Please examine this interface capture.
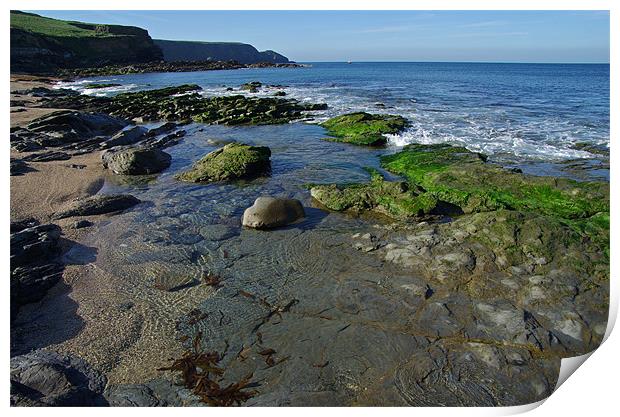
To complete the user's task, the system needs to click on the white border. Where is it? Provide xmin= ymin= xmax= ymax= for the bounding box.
xmin=3 ymin=1 xmax=617 ymax=415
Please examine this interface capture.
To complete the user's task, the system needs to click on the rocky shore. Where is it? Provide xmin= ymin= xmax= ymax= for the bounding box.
xmin=9 ymin=74 xmax=609 ymax=407
xmin=58 ymin=60 xmax=306 ymax=78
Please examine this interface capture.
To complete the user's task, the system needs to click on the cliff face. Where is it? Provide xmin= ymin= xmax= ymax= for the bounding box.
xmin=11 ymin=11 xmax=162 ymax=73
xmin=154 ymin=39 xmax=290 ymax=64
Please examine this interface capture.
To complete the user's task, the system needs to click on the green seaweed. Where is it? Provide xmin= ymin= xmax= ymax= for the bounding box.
xmin=176 ymin=142 xmax=271 ymax=183
xmin=320 ymin=112 xmax=408 ymax=146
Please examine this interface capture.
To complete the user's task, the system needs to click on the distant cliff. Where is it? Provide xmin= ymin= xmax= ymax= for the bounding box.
xmin=10 ymin=11 xmax=162 ymax=73
xmin=154 ymin=39 xmax=290 ymax=64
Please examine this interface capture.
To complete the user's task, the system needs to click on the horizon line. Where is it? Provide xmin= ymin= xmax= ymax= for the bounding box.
xmin=296 ymin=60 xmax=610 ymax=65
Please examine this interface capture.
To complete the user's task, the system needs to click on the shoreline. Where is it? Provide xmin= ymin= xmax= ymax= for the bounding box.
xmin=9 ymin=71 xmax=610 ymax=406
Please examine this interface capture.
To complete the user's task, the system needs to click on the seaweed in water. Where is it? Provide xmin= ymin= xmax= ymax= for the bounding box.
xmin=159 ymin=332 xmax=258 ymax=406
xmin=203 ymin=273 xmax=223 ymax=288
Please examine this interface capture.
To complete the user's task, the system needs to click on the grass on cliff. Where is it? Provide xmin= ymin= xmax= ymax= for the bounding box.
xmin=11 ymin=11 xmax=117 ymax=38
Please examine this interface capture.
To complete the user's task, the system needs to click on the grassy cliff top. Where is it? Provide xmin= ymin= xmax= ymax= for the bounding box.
xmin=11 ymin=11 xmax=125 ymax=38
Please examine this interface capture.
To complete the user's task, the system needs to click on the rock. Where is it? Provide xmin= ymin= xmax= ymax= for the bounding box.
xmin=144 ymin=122 xmax=180 ymax=138
xmin=10 ymin=224 xmax=63 ymax=315
xmin=380 ymin=144 xmax=610 ymax=222
xmin=26 ymin=110 xmax=127 ymax=142
xmin=320 ymin=112 xmax=408 ymax=146
xmin=100 ymin=126 xmax=148 ymax=149
xmin=104 ymin=379 xmax=200 ymax=407
xmin=10 ymin=224 xmax=61 ymax=269
xmin=102 ymin=147 xmax=172 ymax=175
xmin=10 ymin=350 xmax=107 ymax=406
xmin=176 ymin=142 xmax=271 ymax=183
xmin=52 ymin=194 xmax=141 ymax=219
xmin=10 ymin=218 xmax=40 ymax=233
xmin=11 ymin=86 xmax=79 ymax=97
xmin=242 ymin=197 xmax=305 ymax=229
xmin=85 ymin=83 xmax=122 ymax=89
xmin=310 ymin=168 xmax=438 ymax=219
xmin=274 ymin=91 xmax=286 ymax=97
xmin=72 ymin=220 xmax=93 ymax=229
xmin=241 ymin=81 xmax=262 ymax=92
xmin=43 ymin=84 xmax=327 ymax=126
xmin=10 ymin=159 xmax=34 ymax=176
xmin=22 ymin=151 xmax=71 ymax=162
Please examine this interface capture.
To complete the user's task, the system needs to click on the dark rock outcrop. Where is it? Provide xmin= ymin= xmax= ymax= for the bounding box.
xmin=52 ymin=194 xmax=141 ymax=219
xmin=10 ymin=350 xmax=107 ymax=406
xmin=10 ymin=224 xmax=63 ymax=316
xmin=11 ymin=110 xmax=128 ymax=153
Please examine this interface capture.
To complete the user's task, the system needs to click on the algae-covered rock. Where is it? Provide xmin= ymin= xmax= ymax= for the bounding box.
xmin=320 ymin=112 xmax=408 ymax=146
xmin=241 ymin=81 xmax=262 ymax=92
xmin=310 ymin=168 xmax=438 ymax=219
xmin=43 ymin=84 xmax=327 ymax=125
xmin=102 ymin=147 xmax=171 ymax=175
xmin=176 ymin=142 xmax=271 ymax=183
xmin=380 ymin=144 xmax=609 ymax=220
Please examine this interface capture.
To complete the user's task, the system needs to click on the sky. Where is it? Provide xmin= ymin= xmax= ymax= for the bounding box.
xmin=27 ymin=10 xmax=610 ymax=63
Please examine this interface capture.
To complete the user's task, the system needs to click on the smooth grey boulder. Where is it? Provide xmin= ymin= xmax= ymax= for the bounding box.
xmin=52 ymin=194 xmax=141 ymax=220
xmin=100 ymin=126 xmax=148 ymax=149
xmin=10 ymin=350 xmax=107 ymax=406
xmin=242 ymin=196 xmax=305 ymax=229
xmin=102 ymin=147 xmax=171 ymax=175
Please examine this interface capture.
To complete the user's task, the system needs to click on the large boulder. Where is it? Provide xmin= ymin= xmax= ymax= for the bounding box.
xmin=52 ymin=194 xmax=141 ymax=220
xmin=242 ymin=197 xmax=305 ymax=229
xmin=176 ymin=142 xmax=271 ymax=183
xmin=10 ymin=350 xmax=107 ymax=406
xmin=102 ymin=147 xmax=171 ymax=175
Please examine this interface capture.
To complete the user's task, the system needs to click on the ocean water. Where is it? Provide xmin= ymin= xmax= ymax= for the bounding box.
xmin=58 ymin=62 xmax=610 ymax=170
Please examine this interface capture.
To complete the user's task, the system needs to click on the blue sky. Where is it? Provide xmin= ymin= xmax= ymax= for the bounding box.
xmin=28 ymin=10 xmax=610 ymax=63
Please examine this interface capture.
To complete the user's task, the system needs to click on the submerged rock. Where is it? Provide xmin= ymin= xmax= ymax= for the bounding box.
xmin=176 ymin=142 xmax=271 ymax=183
xmin=320 ymin=112 xmax=408 ymax=146
xmin=242 ymin=197 xmax=305 ymax=229
xmin=102 ymin=147 xmax=172 ymax=175
xmin=10 ymin=350 xmax=107 ymax=406
xmin=52 ymin=194 xmax=141 ymax=219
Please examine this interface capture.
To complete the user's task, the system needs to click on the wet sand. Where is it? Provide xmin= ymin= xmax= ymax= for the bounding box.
xmin=10 ymin=75 xmax=197 ymax=385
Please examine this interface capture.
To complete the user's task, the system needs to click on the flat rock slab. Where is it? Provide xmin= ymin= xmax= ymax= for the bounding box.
xmin=52 ymin=194 xmax=141 ymax=220
xmin=100 ymin=126 xmax=148 ymax=149
xmin=10 ymin=350 xmax=107 ymax=406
